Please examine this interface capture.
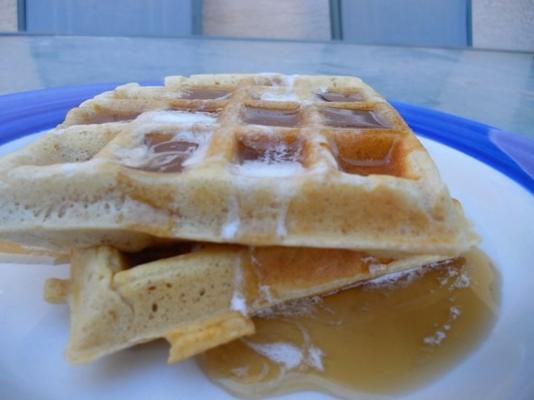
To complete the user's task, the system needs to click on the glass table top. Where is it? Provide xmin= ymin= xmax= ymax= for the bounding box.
xmin=0 ymin=34 xmax=533 ymax=138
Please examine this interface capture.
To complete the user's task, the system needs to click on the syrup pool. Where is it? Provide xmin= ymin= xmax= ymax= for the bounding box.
xmin=197 ymin=249 xmax=500 ymax=399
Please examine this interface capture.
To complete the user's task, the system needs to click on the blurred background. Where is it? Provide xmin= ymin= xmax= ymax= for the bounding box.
xmin=1 ymin=0 xmax=533 ymax=51
xmin=1 ymin=0 xmax=533 ymax=136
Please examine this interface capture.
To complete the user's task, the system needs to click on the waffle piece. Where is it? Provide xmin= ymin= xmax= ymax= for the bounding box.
xmin=44 ymin=244 xmax=449 ymax=364
xmin=0 ymin=74 xmax=477 ymax=255
xmin=0 ymin=240 xmax=66 ymax=264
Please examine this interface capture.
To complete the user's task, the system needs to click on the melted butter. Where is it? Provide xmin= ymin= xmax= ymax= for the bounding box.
xmin=197 ymin=249 xmax=500 ymax=399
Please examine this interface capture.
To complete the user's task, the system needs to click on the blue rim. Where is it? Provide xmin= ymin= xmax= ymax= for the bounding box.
xmin=0 ymin=82 xmax=532 ymax=193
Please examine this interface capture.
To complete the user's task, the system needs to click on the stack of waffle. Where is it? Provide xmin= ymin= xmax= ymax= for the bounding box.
xmin=0 ymin=74 xmax=477 ymax=364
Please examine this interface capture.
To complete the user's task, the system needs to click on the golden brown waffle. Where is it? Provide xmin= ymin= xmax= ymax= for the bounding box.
xmin=44 ymin=244 xmax=448 ymax=364
xmin=0 ymin=74 xmax=477 ymax=255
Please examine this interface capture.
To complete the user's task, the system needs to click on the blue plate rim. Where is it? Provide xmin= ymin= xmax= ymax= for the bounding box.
xmin=0 ymin=82 xmax=532 ymax=194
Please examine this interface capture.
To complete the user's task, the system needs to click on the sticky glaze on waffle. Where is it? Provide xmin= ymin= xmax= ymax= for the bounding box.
xmin=0 ymin=74 xmax=477 ymax=255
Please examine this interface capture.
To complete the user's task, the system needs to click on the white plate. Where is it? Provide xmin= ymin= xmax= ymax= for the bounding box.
xmin=0 ymin=134 xmax=533 ymax=400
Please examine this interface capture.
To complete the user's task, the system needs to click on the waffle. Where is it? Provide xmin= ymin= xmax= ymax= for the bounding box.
xmin=44 ymin=244 xmax=448 ymax=364
xmin=0 ymin=74 xmax=477 ymax=255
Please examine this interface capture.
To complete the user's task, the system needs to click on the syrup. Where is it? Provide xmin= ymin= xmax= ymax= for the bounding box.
xmin=241 ymin=106 xmax=301 ymax=127
xmin=320 ymin=108 xmax=391 ymax=129
xmin=137 ymin=133 xmax=199 ymax=173
xmin=332 ymin=134 xmax=403 ymax=176
xmin=179 ymin=88 xmax=231 ymax=100
xmin=318 ymin=91 xmax=365 ymax=103
xmin=237 ymin=136 xmax=303 ymax=165
xmin=198 ymin=249 xmax=499 ymax=399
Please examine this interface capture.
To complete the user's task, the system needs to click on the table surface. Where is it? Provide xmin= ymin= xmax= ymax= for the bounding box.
xmin=1 ymin=34 xmax=533 ymax=137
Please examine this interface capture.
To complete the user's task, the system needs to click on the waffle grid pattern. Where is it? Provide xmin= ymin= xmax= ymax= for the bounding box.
xmin=64 ymin=74 xmax=412 ymax=179
xmin=0 ymin=74 xmax=476 ymax=255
